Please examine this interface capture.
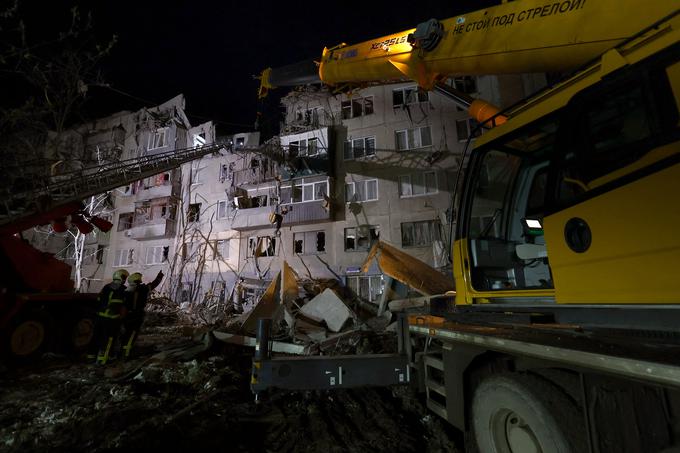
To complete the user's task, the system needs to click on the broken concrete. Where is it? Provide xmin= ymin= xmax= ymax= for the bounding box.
xmin=300 ymin=288 xmax=353 ymax=333
xmin=212 ymin=330 xmax=309 ymax=355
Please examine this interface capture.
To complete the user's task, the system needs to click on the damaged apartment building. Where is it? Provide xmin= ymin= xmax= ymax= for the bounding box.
xmin=31 ymin=75 xmax=543 ymax=309
xmin=27 ymin=95 xmax=219 ymax=296
xmin=227 ymin=73 xmax=546 ymax=307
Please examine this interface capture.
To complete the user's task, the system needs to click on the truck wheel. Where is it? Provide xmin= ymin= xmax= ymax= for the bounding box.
xmin=68 ymin=316 xmax=95 ymax=352
xmin=6 ymin=311 xmax=53 ymax=360
xmin=470 ymin=373 xmax=585 ymax=453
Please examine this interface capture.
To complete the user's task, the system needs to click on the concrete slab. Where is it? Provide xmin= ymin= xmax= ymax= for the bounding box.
xmin=300 ymin=288 xmax=353 ymax=333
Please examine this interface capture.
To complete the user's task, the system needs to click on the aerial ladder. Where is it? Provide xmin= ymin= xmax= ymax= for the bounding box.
xmin=251 ymin=1 xmax=680 ymax=452
xmin=0 ymin=141 xmax=232 ymax=360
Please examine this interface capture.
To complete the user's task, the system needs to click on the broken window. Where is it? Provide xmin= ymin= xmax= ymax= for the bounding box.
xmin=113 ymin=249 xmax=134 ymax=267
xmin=146 ymin=245 xmax=169 ymax=264
xmin=190 ymin=161 xmax=203 ymax=184
xmin=133 ymin=203 xmax=151 ymax=226
xmin=293 ymin=230 xmax=326 ymax=255
xmin=217 ymin=200 xmax=230 ymax=219
xmin=393 ymin=86 xmax=428 ymax=108
xmin=341 ymin=96 xmax=374 ymax=119
xmin=82 ymin=246 xmax=97 ymax=265
xmin=395 ymin=126 xmax=432 ymax=150
xmin=187 ymin=203 xmax=201 ymax=223
xmin=346 ymin=274 xmax=384 ymax=302
xmin=344 ymin=225 xmax=379 ymax=252
xmin=96 ymin=245 xmax=105 ymax=264
xmin=308 ymin=137 xmax=319 ymax=156
xmin=248 ymin=236 xmax=276 ymax=257
xmin=344 ymin=136 xmax=376 ymax=160
xmin=149 ymin=198 xmax=173 ymax=220
xmin=193 ymin=132 xmax=206 ymax=147
xmin=345 ymin=179 xmax=378 ymax=202
xmin=401 ymin=220 xmax=441 ymax=247
xmin=456 ymin=118 xmax=482 ymax=141
xmin=219 ymin=164 xmax=229 ymax=183
xmin=211 ymin=239 xmax=229 ymax=260
xmin=398 ymin=171 xmax=438 ymax=197
xmin=148 ymin=128 xmax=167 ymax=150
xmin=182 ymin=242 xmax=202 ymax=262
xmin=117 ymin=213 xmax=134 ymax=231
xmin=251 ymin=195 xmax=268 ymax=208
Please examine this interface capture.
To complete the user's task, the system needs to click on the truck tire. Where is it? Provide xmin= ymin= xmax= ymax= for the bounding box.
xmin=68 ymin=315 xmax=96 ymax=352
xmin=470 ymin=373 xmax=586 ymax=453
xmin=5 ymin=310 xmax=54 ymax=360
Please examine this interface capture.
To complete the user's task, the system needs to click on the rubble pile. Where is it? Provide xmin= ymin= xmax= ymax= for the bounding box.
xmin=0 ymin=310 xmax=460 ymax=453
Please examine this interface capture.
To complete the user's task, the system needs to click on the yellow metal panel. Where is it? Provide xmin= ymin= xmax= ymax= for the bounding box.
xmin=545 ymin=163 xmax=680 ymax=304
xmin=362 ymin=241 xmax=453 ymax=296
xmin=319 ymin=0 xmax=678 ymax=89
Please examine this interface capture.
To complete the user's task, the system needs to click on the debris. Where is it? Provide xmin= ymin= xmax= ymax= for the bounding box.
xmin=362 ymin=241 xmax=453 ymax=296
xmin=388 ymin=296 xmax=431 ymax=312
xmin=241 ymin=261 xmax=299 ymax=333
xmin=212 ymin=330 xmax=309 ymax=355
xmin=300 ymin=288 xmax=354 ymax=333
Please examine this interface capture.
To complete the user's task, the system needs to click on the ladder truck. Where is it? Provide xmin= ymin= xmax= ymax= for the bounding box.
xmin=0 ymin=142 xmax=228 ymax=361
xmin=251 ymin=1 xmax=680 ymax=451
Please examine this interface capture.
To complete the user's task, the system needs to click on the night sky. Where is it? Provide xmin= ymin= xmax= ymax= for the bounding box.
xmin=10 ymin=0 xmax=497 ymax=137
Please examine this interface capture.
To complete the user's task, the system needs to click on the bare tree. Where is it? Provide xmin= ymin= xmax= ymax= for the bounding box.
xmin=0 ymin=4 xmax=116 ymax=190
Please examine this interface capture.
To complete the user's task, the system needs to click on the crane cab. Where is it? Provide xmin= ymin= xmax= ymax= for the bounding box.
xmin=454 ymin=37 xmax=680 ymax=309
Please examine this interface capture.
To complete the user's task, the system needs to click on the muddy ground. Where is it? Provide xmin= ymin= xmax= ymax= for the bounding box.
xmin=0 ymin=310 xmax=462 ymax=452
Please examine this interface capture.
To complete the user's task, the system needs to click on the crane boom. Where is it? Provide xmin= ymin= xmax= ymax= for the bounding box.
xmin=259 ymin=0 xmax=678 ymax=92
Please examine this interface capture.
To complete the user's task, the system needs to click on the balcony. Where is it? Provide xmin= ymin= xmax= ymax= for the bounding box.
xmin=281 ymin=200 xmax=332 ymax=225
xmin=231 ymin=206 xmax=274 ymax=231
xmin=135 ymin=181 xmax=174 ymax=202
xmin=127 ymin=218 xmax=176 ymax=240
xmin=231 ymin=200 xmax=332 ymax=231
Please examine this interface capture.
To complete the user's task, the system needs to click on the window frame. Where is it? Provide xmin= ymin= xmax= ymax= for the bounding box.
xmin=293 ymin=230 xmax=326 ymax=255
xmin=187 ymin=203 xmax=201 ymax=223
xmin=343 ymin=136 xmax=376 ymax=160
xmin=401 ymin=219 xmax=441 ymax=248
xmin=345 ymin=179 xmax=379 ymax=203
xmin=344 ymin=225 xmax=380 ymax=252
xmin=211 ymin=239 xmax=230 ymax=260
xmin=392 ymin=86 xmax=429 ymax=108
xmin=148 ymin=128 xmax=168 ymax=150
xmin=398 ymin=171 xmax=438 ymax=197
xmin=113 ymin=248 xmax=134 ymax=267
xmin=280 ymin=179 xmax=329 ymax=204
xmin=341 ymin=95 xmax=374 ymax=119
xmin=247 ymin=236 xmax=277 ymax=257
xmin=346 ymin=274 xmax=384 ymax=303
xmin=395 ymin=126 xmax=432 ymax=151
xmin=145 ymin=245 xmax=168 ymax=265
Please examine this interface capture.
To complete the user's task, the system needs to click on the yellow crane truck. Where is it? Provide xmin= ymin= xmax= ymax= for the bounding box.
xmin=251 ymin=1 xmax=680 ymax=451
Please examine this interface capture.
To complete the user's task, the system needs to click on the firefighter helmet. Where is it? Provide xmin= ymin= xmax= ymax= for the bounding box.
xmin=113 ymin=269 xmax=129 ymax=282
xmin=129 ymin=272 xmax=143 ymax=284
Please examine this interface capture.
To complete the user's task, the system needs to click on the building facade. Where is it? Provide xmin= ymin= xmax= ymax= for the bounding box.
xmin=36 ymin=75 xmax=543 ymax=307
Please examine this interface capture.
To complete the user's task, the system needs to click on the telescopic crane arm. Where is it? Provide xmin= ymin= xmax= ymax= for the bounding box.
xmin=258 ymin=0 xmax=679 ymax=125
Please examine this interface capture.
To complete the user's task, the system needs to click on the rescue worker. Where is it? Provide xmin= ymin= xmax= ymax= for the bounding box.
xmin=90 ymin=269 xmax=128 ymax=364
xmin=120 ymin=270 xmax=163 ymax=360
